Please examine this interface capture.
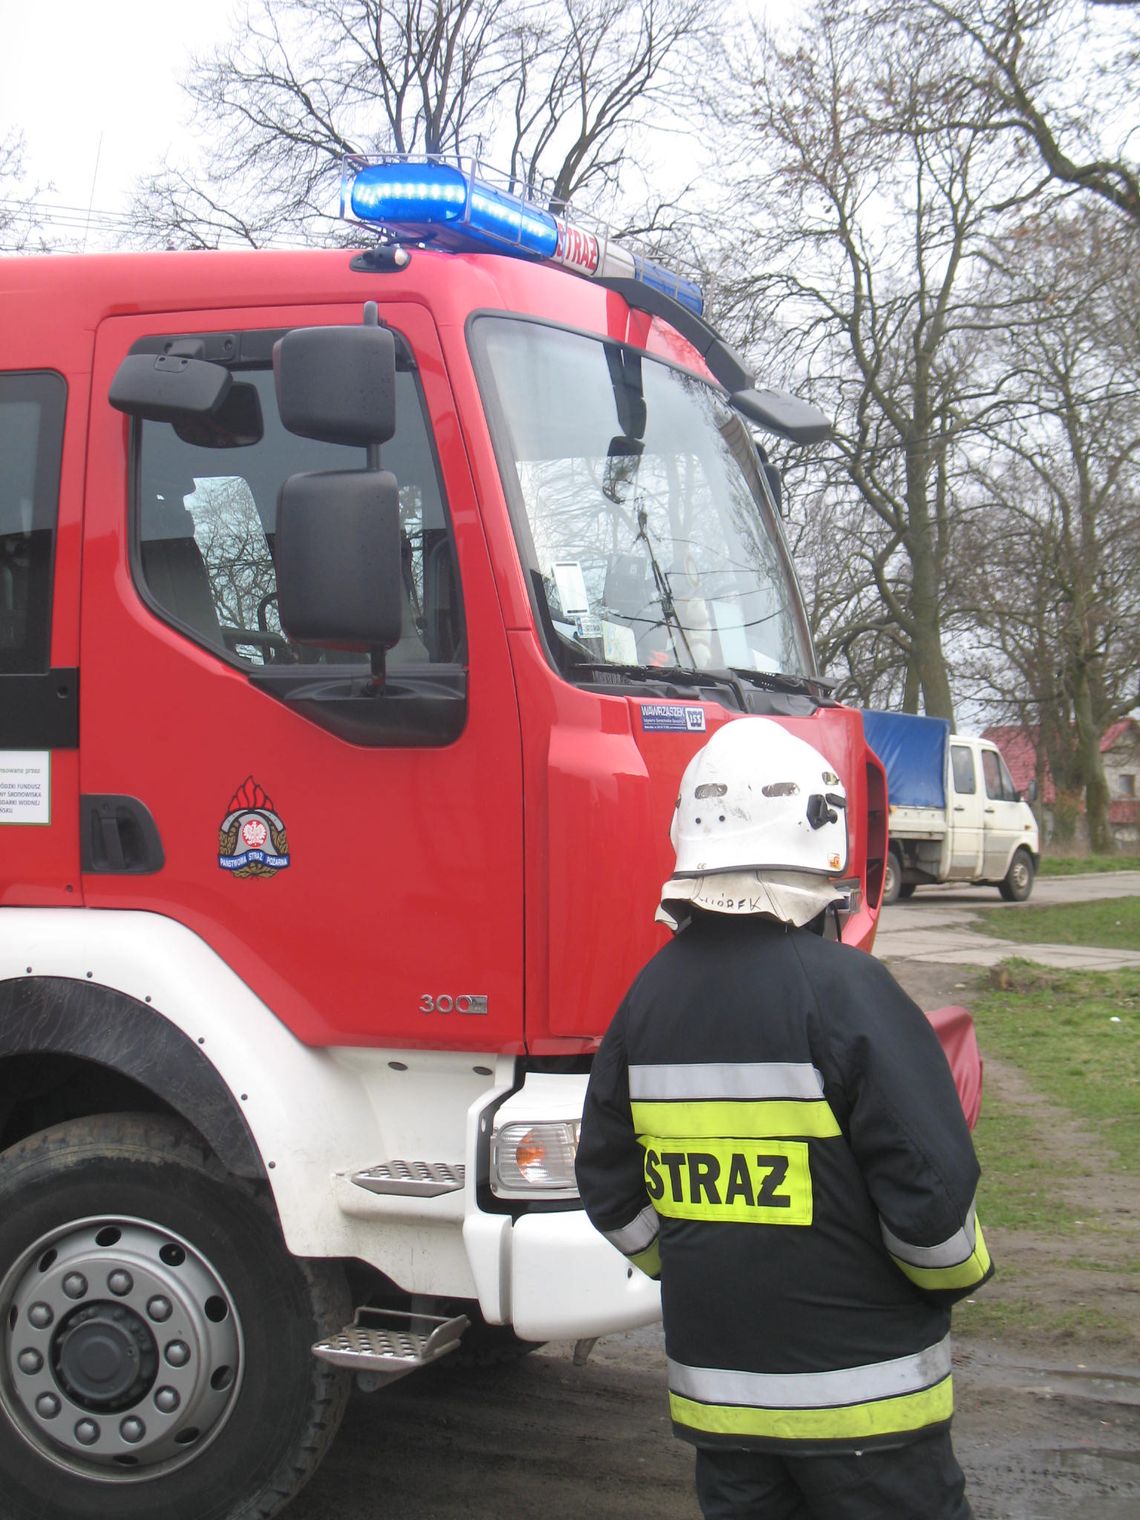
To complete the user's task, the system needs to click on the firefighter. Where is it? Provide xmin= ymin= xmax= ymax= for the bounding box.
xmin=576 ymin=717 xmax=993 ymax=1520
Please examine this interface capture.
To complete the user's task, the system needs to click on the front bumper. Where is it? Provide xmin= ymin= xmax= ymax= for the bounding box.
xmin=464 ymin=1204 xmax=661 ymax=1341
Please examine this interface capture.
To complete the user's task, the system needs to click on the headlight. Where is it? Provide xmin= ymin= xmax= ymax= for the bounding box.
xmin=490 ymin=1120 xmax=581 ymax=1199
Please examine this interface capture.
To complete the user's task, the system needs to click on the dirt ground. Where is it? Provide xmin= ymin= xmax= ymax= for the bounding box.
xmin=283 ymin=957 xmax=1139 ymax=1520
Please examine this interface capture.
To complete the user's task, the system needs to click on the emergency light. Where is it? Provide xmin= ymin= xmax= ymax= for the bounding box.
xmin=343 ymin=157 xmax=704 ymax=317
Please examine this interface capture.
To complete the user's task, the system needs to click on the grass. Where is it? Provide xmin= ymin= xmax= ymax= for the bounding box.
xmin=971 ymin=1094 xmax=1081 ymax=1232
xmin=1039 ymin=852 xmax=1140 ymax=875
xmin=954 ymin=1291 xmax=1136 ymax=1343
xmin=970 ymin=962 xmax=1139 ymax=1179
xmin=972 ymin=895 xmax=1140 ymax=950
xmin=961 ymin=963 xmax=1139 ymax=1341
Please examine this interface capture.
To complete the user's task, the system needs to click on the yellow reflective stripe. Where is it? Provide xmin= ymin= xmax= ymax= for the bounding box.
xmin=670 ymin=1375 xmax=953 ymax=1443
xmin=630 ymin=1099 xmax=841 ymax=1139
xmin=629 ymin=1239 xmax=661 ymax=1278
xmin=891 ymin=1223 xmax=992 ymax=1292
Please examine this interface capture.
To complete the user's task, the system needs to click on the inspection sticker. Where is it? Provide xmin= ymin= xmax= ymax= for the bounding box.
xmin=640 ymin=704 xmax=706 ymax=734
xmin=0 ymin=752 xmax=51 ymax=825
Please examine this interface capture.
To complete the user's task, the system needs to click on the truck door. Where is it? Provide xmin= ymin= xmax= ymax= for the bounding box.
xmin=0 ymin=370 xmax=79 ymax=901
xmin=946 ymin=742 xmax=984 ymax=878
xmin=81 ymin=302 xmax=523 ymax=1052
xmin=980 ymin=746 xmax=1026 ymax=879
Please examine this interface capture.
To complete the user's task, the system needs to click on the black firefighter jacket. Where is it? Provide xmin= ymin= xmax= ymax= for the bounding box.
xmin=575 ymin=912 xmax=994 ymax=1455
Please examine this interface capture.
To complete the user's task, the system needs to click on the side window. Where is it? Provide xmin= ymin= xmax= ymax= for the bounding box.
xmin=134 ymin=346 xmax=463 ymax=669
xmin=951 ymin=745 xmax=976 ymax=795
xmin=0 ymin=372 xmax=66 ymax=673
xmin=981 ymin=749 xmax=1003 ymax=800
xmin=983 ymin=750 xmax=1018 ymax=802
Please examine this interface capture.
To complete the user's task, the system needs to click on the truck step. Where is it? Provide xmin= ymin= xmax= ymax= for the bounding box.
xmin=351 ymin=1160 xmax=465 ymax=1196
xmin=312 ymin=1309 xmax=470 ymax=1385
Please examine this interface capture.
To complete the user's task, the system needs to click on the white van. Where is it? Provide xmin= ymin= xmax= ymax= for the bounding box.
xmin=862 ymin=713 xmax=1040 ymax=903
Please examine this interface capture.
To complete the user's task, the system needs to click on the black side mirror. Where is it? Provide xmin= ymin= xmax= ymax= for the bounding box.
xmin=763 ymin=462 xmax=783 ymax=512
xmin=110 ymin=352 xmax=231 ymax=423
xmin=274 ymin=324 xmax=396 ymax=446
xmin=275 ymin=470 xmax=403 ymax=652
xmin=731 ymin=387 xmax=831 ymax=446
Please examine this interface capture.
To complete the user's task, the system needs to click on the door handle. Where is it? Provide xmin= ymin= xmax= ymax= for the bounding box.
xmin=81 ymin=795 xmax=165 ymax=874
xmin=985 ymin=807 xmax=995 ymax=814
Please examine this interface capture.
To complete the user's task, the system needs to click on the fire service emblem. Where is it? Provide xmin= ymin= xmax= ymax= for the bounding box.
xmin=218 ymin=777 xmax=291 ymax=878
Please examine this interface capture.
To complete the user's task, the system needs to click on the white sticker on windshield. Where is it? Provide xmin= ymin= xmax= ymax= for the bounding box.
xmin=574 ymin=615 xmax=603 ymax=641
xmin=711 ymin=600 xmax=751 ymax=667
xmin=602 ymin=620 xmax=638 ymax=665
xmin=552 ymin=561 xmax=590 ymax=616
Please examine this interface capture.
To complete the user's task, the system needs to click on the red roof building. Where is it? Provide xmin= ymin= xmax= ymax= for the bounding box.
xmin=981 ymin=719 xmax=1139 ymax=844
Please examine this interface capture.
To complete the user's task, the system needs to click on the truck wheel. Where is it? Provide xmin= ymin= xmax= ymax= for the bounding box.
xmin=882 ymin=849 xmax=903 ymax=905
xmin=0 ymin=1113 xmax=351 ymax=1520
xmin=998 ymin=848 xmax=1035 ymax=902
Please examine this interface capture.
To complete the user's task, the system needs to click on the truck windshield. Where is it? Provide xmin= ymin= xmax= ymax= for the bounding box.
xmin=472 ymin=316 xmax=814 ymax=681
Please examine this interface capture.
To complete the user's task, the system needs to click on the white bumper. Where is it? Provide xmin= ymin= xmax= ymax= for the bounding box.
xmin=507 ymin=1209 xmax=660 ymax=1341
xmin=461 ymin=1205 xmax=661 ymax=1342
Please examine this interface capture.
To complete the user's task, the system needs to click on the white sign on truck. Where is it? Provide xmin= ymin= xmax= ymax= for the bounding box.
xmin=862 ymin=711 xmax=1040 ymax=903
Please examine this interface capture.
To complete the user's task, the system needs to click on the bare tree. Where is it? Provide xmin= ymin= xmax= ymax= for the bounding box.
xmin=719 ymin=0 xmax=1049 ymax=724
xmin=920 ymin=0 xmax=1140 ymax=224
xmin=957 ymin=205 xmax=1140 ymax=847
xmin=0 ymin=131 xmax=48 ymax=253
xmin=128 ymin=0 xmax=714 ymax=249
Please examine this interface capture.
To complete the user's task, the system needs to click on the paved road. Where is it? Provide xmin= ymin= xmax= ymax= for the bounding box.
xmin=873 ymin=870 xmax=1140 ymax=972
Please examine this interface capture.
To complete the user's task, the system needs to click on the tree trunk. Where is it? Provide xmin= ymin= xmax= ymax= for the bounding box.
xmin=904 ymin=434 xmax=955 ymax=726
xmin=1074 ymin=682 xmax=1114 ymax=854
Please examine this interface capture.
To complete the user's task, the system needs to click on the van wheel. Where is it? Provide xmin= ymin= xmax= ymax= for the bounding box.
xmin=882 ymin=849 xmax=903 ymax=905
xmin=998 ymin=848 xmax=1035 ymax=902
xmin=0 ymin=1113 xmax=350 ymax=1520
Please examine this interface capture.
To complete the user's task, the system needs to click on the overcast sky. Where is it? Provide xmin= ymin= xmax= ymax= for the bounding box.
xmin=0 ymin=0 xmax=241 ymax=235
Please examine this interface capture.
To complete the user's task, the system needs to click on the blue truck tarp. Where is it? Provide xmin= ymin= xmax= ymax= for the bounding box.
xmin=862 ymin=710 xmax=952 ymax=810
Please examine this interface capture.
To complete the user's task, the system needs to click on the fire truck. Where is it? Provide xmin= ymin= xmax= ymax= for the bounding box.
xmin=0 ymin=160 xmax=888 ymax=1519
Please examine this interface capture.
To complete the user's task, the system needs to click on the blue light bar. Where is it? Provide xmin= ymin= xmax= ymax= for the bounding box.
xmin=344 ymin=158 xmax=704 ymax=317
xmin=350 ymin=161 xmax=559 ymax=258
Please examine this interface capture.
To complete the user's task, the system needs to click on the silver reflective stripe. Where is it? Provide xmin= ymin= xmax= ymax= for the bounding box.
xmin=669 ymin=1335 xmax=952 ymax=1410
xmin=881 ymin=1201 xmax=978 ymax=1268
xmin=604 ymin=1204 xmax=660 ymax=1256
xmin=628 ymin=1062 xmax=825 ymax=1102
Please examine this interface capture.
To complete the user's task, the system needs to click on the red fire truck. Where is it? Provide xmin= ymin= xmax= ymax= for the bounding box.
xmin=0 ymin=160 xmax=888 ymax=1519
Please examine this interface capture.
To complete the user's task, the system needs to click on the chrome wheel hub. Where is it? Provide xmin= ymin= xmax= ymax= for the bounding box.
xmin=2 ymin=1217 xmax=243 ymax=1478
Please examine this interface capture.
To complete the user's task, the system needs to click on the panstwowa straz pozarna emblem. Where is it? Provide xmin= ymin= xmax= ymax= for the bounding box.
xmin=218 ymin=777 xmax=290 ymax=878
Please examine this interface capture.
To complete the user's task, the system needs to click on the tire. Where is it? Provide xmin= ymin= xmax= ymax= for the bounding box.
xmin=0 ymin=1113 xmax=351 ymax=1520
xmin=882 ymin=848 xmax=903 ymax=905
xmin=998 ymin=847 xmax=1035 ymax=902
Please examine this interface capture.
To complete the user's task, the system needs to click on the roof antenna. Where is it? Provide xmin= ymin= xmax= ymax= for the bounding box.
xmin=83 ymin=132 xmax=103 ymax=253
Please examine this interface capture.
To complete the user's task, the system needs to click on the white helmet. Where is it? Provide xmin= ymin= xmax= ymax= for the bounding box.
xmin=669 ymin=718 xmax=848 ymax=878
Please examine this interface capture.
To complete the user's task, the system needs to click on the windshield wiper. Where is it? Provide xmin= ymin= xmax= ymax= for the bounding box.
xmin=564 ymin=657 xmax=833 ymax=710
xmin=631 ymin=507 xmax=697 ymax=668
xmin=567 ymin=662 xmax=745 ymax=699
xmin=724 ymin=667 xmax=836 ymax=701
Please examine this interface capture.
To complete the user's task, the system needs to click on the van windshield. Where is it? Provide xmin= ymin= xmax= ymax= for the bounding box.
xmin=471 ymin=317 xmax=815 ymax=681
